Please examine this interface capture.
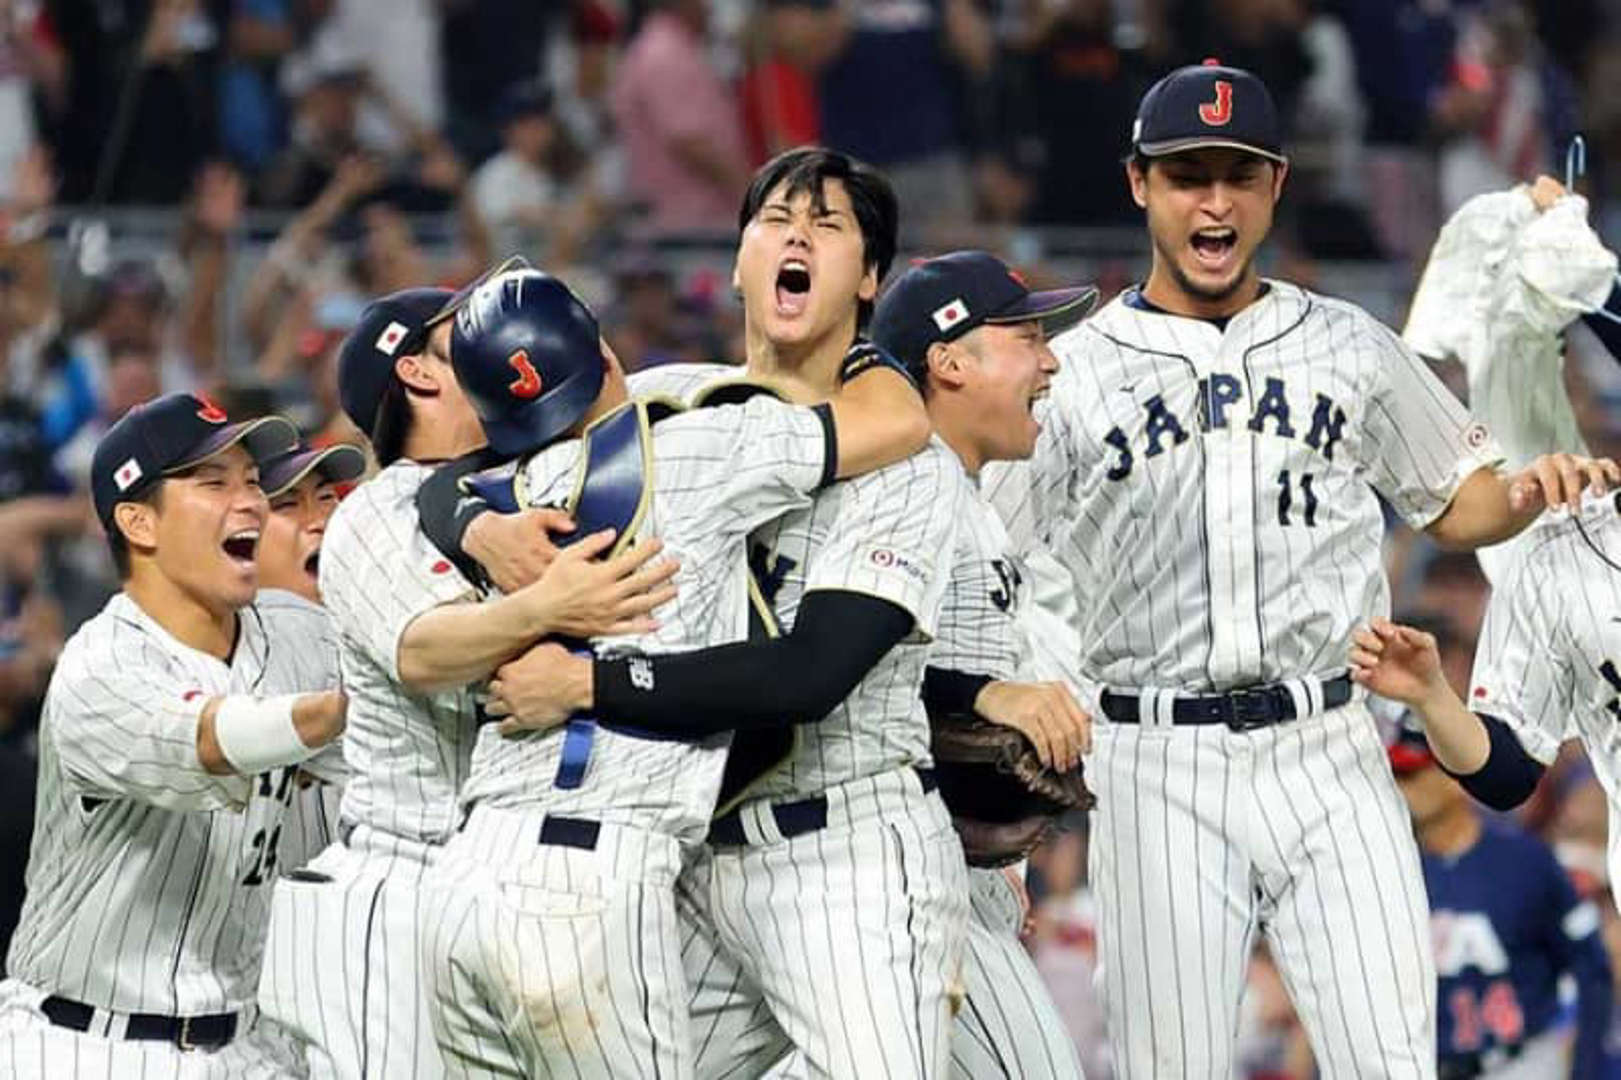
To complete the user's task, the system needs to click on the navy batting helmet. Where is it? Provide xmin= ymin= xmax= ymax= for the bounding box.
xmin=451 ymin=269 xmax=605 ymax=457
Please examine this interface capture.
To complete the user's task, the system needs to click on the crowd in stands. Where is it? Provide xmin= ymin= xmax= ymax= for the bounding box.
xmin=4 ymin=0 xmax=1621 ymax=1075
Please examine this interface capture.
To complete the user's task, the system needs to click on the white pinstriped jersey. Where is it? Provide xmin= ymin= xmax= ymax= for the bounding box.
xmin=629 ymin=363 xmax=964 ymax=799
xmin=4 ymin=591 xmax=334 ymax=1014
xmin=318 ymin=461 xmax=480 ymax=845
xmin=459 ymin=396 xmax=831 ymax=835
xmin=1470 ymin=495 xmax=1621 ymax=889
xmin=987 ymin=281 xmax=1502 ymax=692
xmin=932 ymin=476 xmax=1027 ymax=682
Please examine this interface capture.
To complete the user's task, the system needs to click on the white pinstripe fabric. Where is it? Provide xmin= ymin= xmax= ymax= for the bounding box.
xmin=423 ymin=396 xmax=834 ymax=1079
xmin=261 ymin=461 xmax=477 ymax=1080
xmin=979 ymin=284 xmax=1479 ymax=1077
xmin=951 ymin=868 xmax=1084 ymax=1079
xmin=1470 ymin=497 xmax=1621 ymax=904
xmin=0 ymin=590 xmax=335 ymax=1075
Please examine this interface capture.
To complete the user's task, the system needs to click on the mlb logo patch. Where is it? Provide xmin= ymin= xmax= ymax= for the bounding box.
xmin=113 ymin=457 xmax=144 ymax=492
xmin=932 ymin=298 xmax=970 ymax=333
xmin=375 ymin=321 xmax=410 ymax=356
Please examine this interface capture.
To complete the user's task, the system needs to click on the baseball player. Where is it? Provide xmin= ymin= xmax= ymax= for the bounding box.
xmin=981 ymin=61 xmax=1617 ymax=1077
xmin=1387 ymin=720 xmax=1612 ymax=1078
xmin=254 ymin=442 xmax=367 ymax=874
xmin=0 ymin=393 xmax=346 ymax=1077
xmin=255 ymin=286 xmax=678 ymax=1079
xmin=868 ymin=250 xmax=1096 ymax=1080
xmin=412 ymin=264 xmax=932 ymax=1078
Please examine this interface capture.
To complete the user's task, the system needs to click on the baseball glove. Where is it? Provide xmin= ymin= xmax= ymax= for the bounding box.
xmin=930 ymin=712 xmax=1095 ymax=868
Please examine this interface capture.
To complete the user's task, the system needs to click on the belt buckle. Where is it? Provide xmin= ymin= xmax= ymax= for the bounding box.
xmin=176 ymin=1015 xmax=197 ymax=1053
xmin=1224 ymin=688 xmax=1276 ymax=731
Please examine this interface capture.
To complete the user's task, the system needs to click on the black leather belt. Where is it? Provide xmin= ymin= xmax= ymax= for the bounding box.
xmin=709 ymin=767 xmax=937 ymax=846
xmin=41 ymin=995 xmax=237 ymax=1050
xmin=1100 ymin=675 xmax=1352 ymax=731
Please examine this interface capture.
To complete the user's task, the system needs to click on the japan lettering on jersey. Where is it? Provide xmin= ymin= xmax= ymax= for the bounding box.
xmin=459 ymin=396 xmax=832 ymax=835
xmin=989 ymin=282 xmax=1501 ymax=693
xmin=5 ymin=591 xmax=335 ymax=1014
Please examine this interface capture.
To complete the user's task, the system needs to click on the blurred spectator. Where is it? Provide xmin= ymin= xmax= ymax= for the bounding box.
xmin=50 ymin=342 xmax=160 ymax=488
xmin=471 ymin=80 xmax=600 ymax=267
xmin=1410 ymin=549 xmax=1491 ymax=647
xmin=601 ymin=253 xmax=724 ymax=371
xmin=48 ymin=0 xmax=222 ymax=204
xmin=1436 ymin=1 xmax=1575 ymax=214
xmin=1027 ymin=824 xmax=1109 ymax=1077
xmin=817 ymin=0 xmax=992 ymax=229
xmin=1018 ymin=0 xmax=1145 ymax=226
xmin=440 ymin=0 xmax=563 ymax=164
xmin=0 ymin=1 xmax=65 ymax=201
xmin=739 ymin=0 xmax=841 ymax=165
xmin=315 ymin=0 xmax=442 ymax=152
xmin=215 ymin=0 xmax=309 ymax=171
xmin=261 ymin=36 xmax=366 ymax=207
xmin=611 ymin=0 xmax=749 ymax=233
xmin=1170 ymin=0 xmax=1313 ymax=125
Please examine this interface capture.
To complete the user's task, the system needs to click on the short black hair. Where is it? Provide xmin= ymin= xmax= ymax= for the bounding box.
xmin=738 ymin=147 xmax=899 ymax=328
xmin=369 ymin=377 xmax=410 ymax=467
xmin=107 ymin=482 xmax=165 ymax=580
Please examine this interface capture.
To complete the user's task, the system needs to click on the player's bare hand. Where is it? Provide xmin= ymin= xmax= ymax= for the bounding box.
xmin=1508 ymin=453 xmax=1620 ymax=513
xmin=974 ymin=680 xmax=1091 ymax=770
xmin=1348 ymin=618 xmax=1448 ymax=708
xmin=488 ymin=643 xmax=591 ymax=735
xmin=1529 ymin=175 xmax=1567 ymax=211
xmin=521 ymin=530 xmax=678 ymax=640
xmin=464 ymin=508 xmax=573 ymax=593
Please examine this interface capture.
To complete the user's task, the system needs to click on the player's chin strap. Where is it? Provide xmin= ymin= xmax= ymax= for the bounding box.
xmin=689 ymin=378 xmax=805 ymax=819
xmin=549 ymin=395 xmax=682 ymax=789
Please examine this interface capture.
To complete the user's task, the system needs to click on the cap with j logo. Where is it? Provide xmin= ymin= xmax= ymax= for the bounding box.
xmin=1131 ymin=59 xmax=1286 ymax=165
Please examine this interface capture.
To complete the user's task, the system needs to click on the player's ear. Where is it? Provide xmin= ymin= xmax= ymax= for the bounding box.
xmin=113 ymin=500 xmax=158 ymax=552
xmin=1270 ymin=160 xmax=1289 ymax=202
xmin=394 ymin=353 xmax=440 ymax=397
xmin=857 ymin=263 xmax=878 ymax=304
xmin=1127 ymin=160 xmax=1149 ymax=209
xmin=925 ymin=340 xmax=968 ymax=390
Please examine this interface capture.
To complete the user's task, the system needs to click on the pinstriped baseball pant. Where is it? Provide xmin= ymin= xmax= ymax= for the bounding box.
xmin=420 ymin=806 xmax=693 ymax=1080
xmin=950 ymin=868 xmax=1085 ymax=1079
xmin=1089 ymin=701 xmax=1437 ymax=1078
xmin=681 ymin=767 xmax=970 ymax=1080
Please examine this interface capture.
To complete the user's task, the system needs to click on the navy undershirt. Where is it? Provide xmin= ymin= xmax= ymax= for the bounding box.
xmin=1122 ymin=282 xmax=1272 ymax=333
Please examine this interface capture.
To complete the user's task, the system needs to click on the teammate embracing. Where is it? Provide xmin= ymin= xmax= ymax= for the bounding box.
xmin=255 ymin=285 xmax=676 ymax=1079
xmin=0 ymin=394 xmax=345 ymax=1077
xmin=985 ymin=61 xmax=1615 ymax=1076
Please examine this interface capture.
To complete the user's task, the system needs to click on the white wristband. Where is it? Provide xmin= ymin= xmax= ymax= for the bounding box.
xmin=213 ymin=694 xmax=315 ymax=776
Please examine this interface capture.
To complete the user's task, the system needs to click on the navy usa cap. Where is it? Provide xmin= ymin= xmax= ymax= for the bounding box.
xmin=261 ymin=442 xmax=367 ymax=499
xmin=869 ymin=251 xmax=1097 ymax=380
xmin=336 ymin=287 xmax=453 ymax=437
xmin=91 ymin=393 xmax=298 ymax=529
xmin=1132 ymin=59 xmax=1286 ymax=165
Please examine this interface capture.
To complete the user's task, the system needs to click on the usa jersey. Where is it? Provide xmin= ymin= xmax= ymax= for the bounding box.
xmin=459 ymin=396 xmax=833 ymax=835
xmin=1422 ymin=820 xmax=1609 ymax=1070
xmin=987 ymin=282 xmax=1502 ymax=692
xmin=5 ymin=591 xmax=335 ymax=1014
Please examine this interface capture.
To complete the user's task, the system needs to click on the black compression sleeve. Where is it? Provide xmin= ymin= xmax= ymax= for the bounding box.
xmin=1580 ymin=280 xmax=1621 ymax=365
xmin=922 ymin=667 xmax=992 ymax=717
xmin=593 ymin=590 xmax=914 ymax=736
xmin=1441 ymin=712 xmax=1546 ymax=810
xmin=414 ymin=448 xmax=507 ymax=586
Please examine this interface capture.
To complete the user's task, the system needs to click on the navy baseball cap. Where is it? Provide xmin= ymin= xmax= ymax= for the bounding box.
xmin=1387 ymin=719 xmax=1437 ymax=775
xmin=261 ymin=443 xmax=367 ymax=499
xmin=1132 ymin=59 xmax=1286 ymax=165
xmin=91 ymin=393 xmax=298 ymax=529
xmin=336 ymin=287 xmax=453 ymax=436
xmin=869 ymin=251 xmax=1097 ymax=379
